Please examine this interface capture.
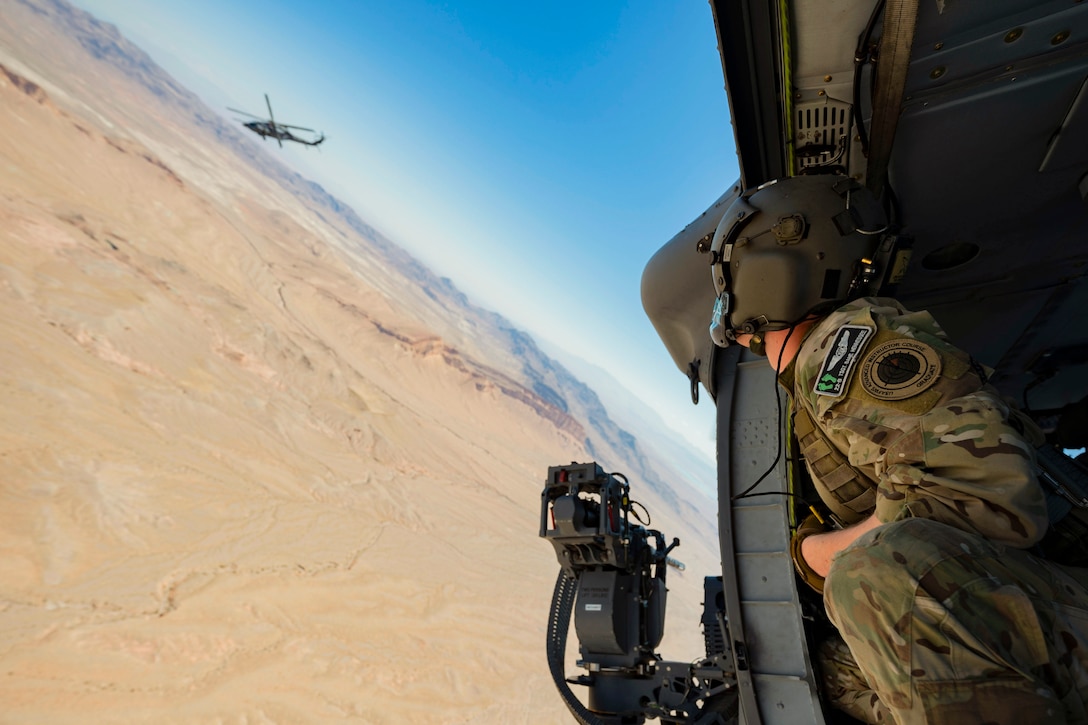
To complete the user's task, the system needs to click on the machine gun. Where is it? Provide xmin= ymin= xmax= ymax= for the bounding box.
xmin=540 ymin=462 xmax=739 ymax=724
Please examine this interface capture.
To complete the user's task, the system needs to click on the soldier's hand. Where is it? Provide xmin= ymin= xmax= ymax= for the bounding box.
xmin=790 ymin=511 xmax=827 ymax=594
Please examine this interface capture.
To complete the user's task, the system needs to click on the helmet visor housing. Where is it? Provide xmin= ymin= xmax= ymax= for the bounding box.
xmin=709 ymin=175 xmax=886 ymax=344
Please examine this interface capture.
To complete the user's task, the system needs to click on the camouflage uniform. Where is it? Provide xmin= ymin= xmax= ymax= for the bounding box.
xmin=782 ymin=297 xmax=1088 ymax=724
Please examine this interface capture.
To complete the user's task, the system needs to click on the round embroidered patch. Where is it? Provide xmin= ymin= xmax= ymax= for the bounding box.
xmin=859 ymin=339 xmax=942 ymax=400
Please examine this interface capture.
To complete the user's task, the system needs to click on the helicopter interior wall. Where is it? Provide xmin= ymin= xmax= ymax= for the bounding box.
xmin=884 ymin=8 xmax=1088 ymax=413
xmin=671 ymin=0 xmax=1088 ymax=417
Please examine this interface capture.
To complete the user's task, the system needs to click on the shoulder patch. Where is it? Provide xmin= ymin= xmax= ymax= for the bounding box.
xmin=859 ymin=339 xmax=942 ymax=401
xmin=813 ymin=324 xmax=874 ymax=397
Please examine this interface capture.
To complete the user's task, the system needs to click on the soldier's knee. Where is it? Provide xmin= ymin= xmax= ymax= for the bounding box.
xmin=830 ymin=517 xmax=990 ymax=582
xmin=824 ymin=518 xmax=977 ymax=633
xmin=824 ymin=519 xmax=921 ymax=611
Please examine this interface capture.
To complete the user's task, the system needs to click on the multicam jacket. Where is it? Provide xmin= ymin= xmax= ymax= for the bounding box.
xmin=781 ymin=297 xmax=1049 ymax=548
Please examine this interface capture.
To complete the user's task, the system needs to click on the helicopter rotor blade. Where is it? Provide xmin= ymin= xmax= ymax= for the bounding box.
xmin=265 ymin=93 xmax=283 ymax=147
xmin=275 ymin=123 xmax=317 ymax=132
xmin=227 ymin=107 xmax=263 ymax=120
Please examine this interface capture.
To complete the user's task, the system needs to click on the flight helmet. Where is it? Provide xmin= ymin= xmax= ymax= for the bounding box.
xmin=708 ymin=174 xmax=887 ymax=347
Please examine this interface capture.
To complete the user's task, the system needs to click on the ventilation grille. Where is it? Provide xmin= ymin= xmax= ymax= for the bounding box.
xmin=794 ymin=100 xmax=852 ymax=170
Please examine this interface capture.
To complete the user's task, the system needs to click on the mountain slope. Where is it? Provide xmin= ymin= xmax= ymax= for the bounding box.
xmin=0 ymin=1 xmax=720 ymax=722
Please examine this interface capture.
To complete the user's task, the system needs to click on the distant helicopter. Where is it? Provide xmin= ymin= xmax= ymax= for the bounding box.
xmin=228 ymin=94 xmax=325 ymax=148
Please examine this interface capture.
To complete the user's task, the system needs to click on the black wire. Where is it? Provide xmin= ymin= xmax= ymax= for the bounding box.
xmin=630 ymin=500 xmax=651 ymax=526
xmin=852 ymin=56 xmax=869 ymax=157
xmin=738 ymin=490 xmax=807 ymax=502
xmin=852 ymin=0 xmax=886 ymax=158
xmin=729 ymin=303 xmax=852 ymax=504
xmin=731 ymin=324 xmax=797 ymax=501
xmin=883 ymin=178 xmax=901 ymax=227
xmin=1023 ymin=377 xmax=1044 ymax=413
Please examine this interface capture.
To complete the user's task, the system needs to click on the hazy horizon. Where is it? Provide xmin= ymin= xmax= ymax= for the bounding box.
xmin=69 ymin=0 xmax=736 ymax=463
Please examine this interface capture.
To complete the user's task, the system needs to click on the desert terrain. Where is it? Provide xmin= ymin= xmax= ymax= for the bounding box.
xmin=0 ymin=1 xmax=720 ymax=722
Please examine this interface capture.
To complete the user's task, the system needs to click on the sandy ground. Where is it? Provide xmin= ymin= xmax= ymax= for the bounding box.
xmin=0 ymin=5 xmax=721 ymax=723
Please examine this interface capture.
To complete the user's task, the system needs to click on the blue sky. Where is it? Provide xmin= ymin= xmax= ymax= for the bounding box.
xmin=72 ymin=1 xmax=739 ymax=460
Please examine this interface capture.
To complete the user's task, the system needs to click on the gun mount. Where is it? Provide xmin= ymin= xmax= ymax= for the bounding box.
xmin=540 ymin=462 xmax=739 ymax=724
